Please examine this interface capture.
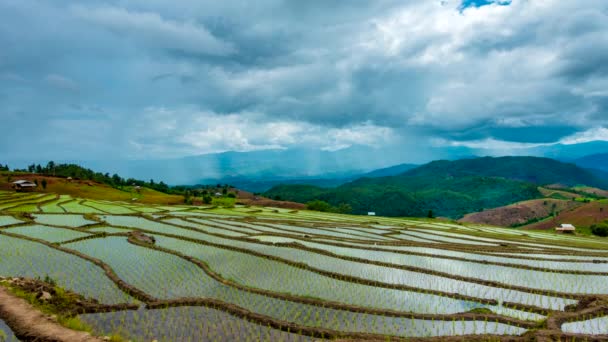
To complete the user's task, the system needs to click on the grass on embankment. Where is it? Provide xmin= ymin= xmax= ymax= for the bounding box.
xmin=0 ymin=172 xmax=183 ymax=205
xmin=0 ymin=277 xmax=126 ymax=341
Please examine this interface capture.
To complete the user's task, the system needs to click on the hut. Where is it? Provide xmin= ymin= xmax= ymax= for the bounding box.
xmin=11 ymin=180 xmax=37 ymax=192
xmin=555 ymin=223 xmax=575 ymax=233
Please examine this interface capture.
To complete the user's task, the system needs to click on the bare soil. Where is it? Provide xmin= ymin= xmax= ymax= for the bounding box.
xmin=460 ymin=198 xmax=581 ymax=227
xmin=523 ymin=201 xmax=608 ymax=230
xmin=0 ymin=285 xmax=104 ymax=342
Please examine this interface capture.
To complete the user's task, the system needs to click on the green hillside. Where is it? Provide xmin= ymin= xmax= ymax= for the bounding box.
xmin=403 ymin=156 xmax=608 ymax=188
xmin=265 ymin=156 xmax=607 ymax=218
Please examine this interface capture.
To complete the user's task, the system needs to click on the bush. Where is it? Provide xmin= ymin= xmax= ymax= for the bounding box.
xmin=212 ymin=197 xmax=235 ymax=208
xmin=335 ymin=203 xmax=352 ymax=214
xmin=591 ymin=222 xmax=608 ymax=237
xmin=306 ymin=200 xmax=332 ymax=212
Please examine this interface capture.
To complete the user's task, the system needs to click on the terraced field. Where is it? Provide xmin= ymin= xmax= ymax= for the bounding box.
xmin=0 ymin=191 xmax=607 ymax=341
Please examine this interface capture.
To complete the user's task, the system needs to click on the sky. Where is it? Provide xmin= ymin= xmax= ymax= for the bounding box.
xmin=1 ymin=0 xmax=607 ymax=165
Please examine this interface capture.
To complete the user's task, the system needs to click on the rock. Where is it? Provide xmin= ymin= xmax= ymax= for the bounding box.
xmin=129 ymin=231 xmax=156 ymax=245
xmin=39 ymin=291 xmax=52 ymax=301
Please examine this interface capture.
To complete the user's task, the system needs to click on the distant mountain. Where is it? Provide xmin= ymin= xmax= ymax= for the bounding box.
xmin=574 ymin=153 xmax=608 ymax=172
xmin=211 ymin=163 xmax=420 ymax=193
xmin=538 ymin=141 xmax=608 ymax=160
xmin=359 ymin=163 xmax=418 ymax=178
xmin=402 ymin=156 xmax=608 ymax=188
xmin=80 ymin=146 xmax=412 ymax=185
xmin=199 ymin=175 xmax=359 ymax=193
xmin=265 ymin=156 xmax=608 ymax=218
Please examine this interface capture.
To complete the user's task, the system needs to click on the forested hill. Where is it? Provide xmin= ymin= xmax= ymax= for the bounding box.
xmin=575 ymin=153 xmax=608 ymax=172
xmin=264 ymin=156 xmax=608 ymax=218
xmin=403 ymin=156 xmax=608 ymax=188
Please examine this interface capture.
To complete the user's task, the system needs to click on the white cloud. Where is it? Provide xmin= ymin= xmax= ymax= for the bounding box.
xmin=433 ymin=137 xmax=548 ymax=150
xmin=432 ymin=125 xmax=608 ymax=157
xmin=125 ymin=108 xmax=396 ymax=158
xmin=560 ymin=127 xmax=608 ymax=145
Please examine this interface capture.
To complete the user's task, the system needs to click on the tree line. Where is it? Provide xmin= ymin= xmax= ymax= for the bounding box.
xmin=7 ymin=161 xmax=178 ymax=194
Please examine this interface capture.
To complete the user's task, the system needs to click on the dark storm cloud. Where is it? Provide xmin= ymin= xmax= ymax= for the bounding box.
xmin=1 ymin=0 xmax=608 ymax=162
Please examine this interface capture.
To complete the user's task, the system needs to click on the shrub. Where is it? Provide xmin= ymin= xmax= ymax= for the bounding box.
xmin=212 ymin=197 xmax=235 ymax=208
xmin=306 ymin=200 xmax=332 ymax=212
xmin=591 ymin=222 xmax=608 ymax=237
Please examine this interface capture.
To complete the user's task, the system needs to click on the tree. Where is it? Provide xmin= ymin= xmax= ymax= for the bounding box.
xmin=335 ymin=203 xmax=352 ymax=214
xmin=183 ymin=191 xmax=190 ymax=204
xmin=427 ymin=210 xmax=434 ymax=218
xmin=591 ymin=222 xmax=608 ymax=237
xmin=306 ymin=200 xmax=332 ymax=212
xmin=111 ymin=174 xmax=123 ymax=186
xmin=41 ymin=179 xmax=47 ymax=189
xmin=202 ymin=195 xmax=213 ymax=204
xmin=46 ymin=161 xmax=55 ymax=175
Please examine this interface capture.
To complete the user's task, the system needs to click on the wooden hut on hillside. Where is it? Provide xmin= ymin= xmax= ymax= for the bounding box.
xmin=11 ymin=180 xmax=37 ymax=192
xmin=555 ymin=223 xmax=575 ymax=233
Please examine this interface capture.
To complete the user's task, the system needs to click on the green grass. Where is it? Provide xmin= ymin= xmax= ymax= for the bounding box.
xmin=2 ymin=283 xmax=92 ymax=333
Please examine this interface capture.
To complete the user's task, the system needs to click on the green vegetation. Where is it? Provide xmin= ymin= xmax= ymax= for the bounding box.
xmin=306 ymin=200 xmax=352 ymax=214
xmin=12 ymin=161 xmax=179 ymax=194
xmin=267 ymin=175 xmax=540 ymax=218
xmin=1 ymin=190 xmax=608 ymax=340
xmin=590 ymin=221 xmax=608 ymax=237
xmin=212 ymin=197 xmax=236 ymax=208
xmin=265 ymin=157 xmax=608 ymax=218
xmin=1 ymin=278 xmax=92 ymax=333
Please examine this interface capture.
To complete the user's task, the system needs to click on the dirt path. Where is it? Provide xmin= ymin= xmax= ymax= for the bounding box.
xmin=0 ymin=286 xmax=104 ymax=342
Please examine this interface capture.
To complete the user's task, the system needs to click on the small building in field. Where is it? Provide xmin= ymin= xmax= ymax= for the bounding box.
xmin=367 ymin=212 xmax=376 ymax=216
xmin=555 ymin=223 xmax=575 ymax=233
xmin=11 ymin=180 xmax=37 ymax=192
xmin=215 ymin=192 xmax=223 ymax=197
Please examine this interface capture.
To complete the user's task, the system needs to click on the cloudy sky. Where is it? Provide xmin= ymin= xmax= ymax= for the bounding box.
xmin=1 ymin=0 xmax=607 ymax=164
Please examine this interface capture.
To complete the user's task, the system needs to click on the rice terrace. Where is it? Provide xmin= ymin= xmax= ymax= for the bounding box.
xmin=1 ymin=191 xmax=608 ymax=341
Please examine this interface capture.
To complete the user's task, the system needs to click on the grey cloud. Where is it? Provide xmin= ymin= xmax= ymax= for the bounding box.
xmin=1 ymin=0 xmax=608 ymax=162
xmin=71 ymin=5 xmax=235 ymax=56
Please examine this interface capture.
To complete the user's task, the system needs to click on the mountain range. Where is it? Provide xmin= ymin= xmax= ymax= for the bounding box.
xmin=17 ymin=140 xmax=608 ymax=188
xmin=264 ymin=156 xmax=608 ymax=218
xmin=573 ymin=153 xmax=608 ymax=172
